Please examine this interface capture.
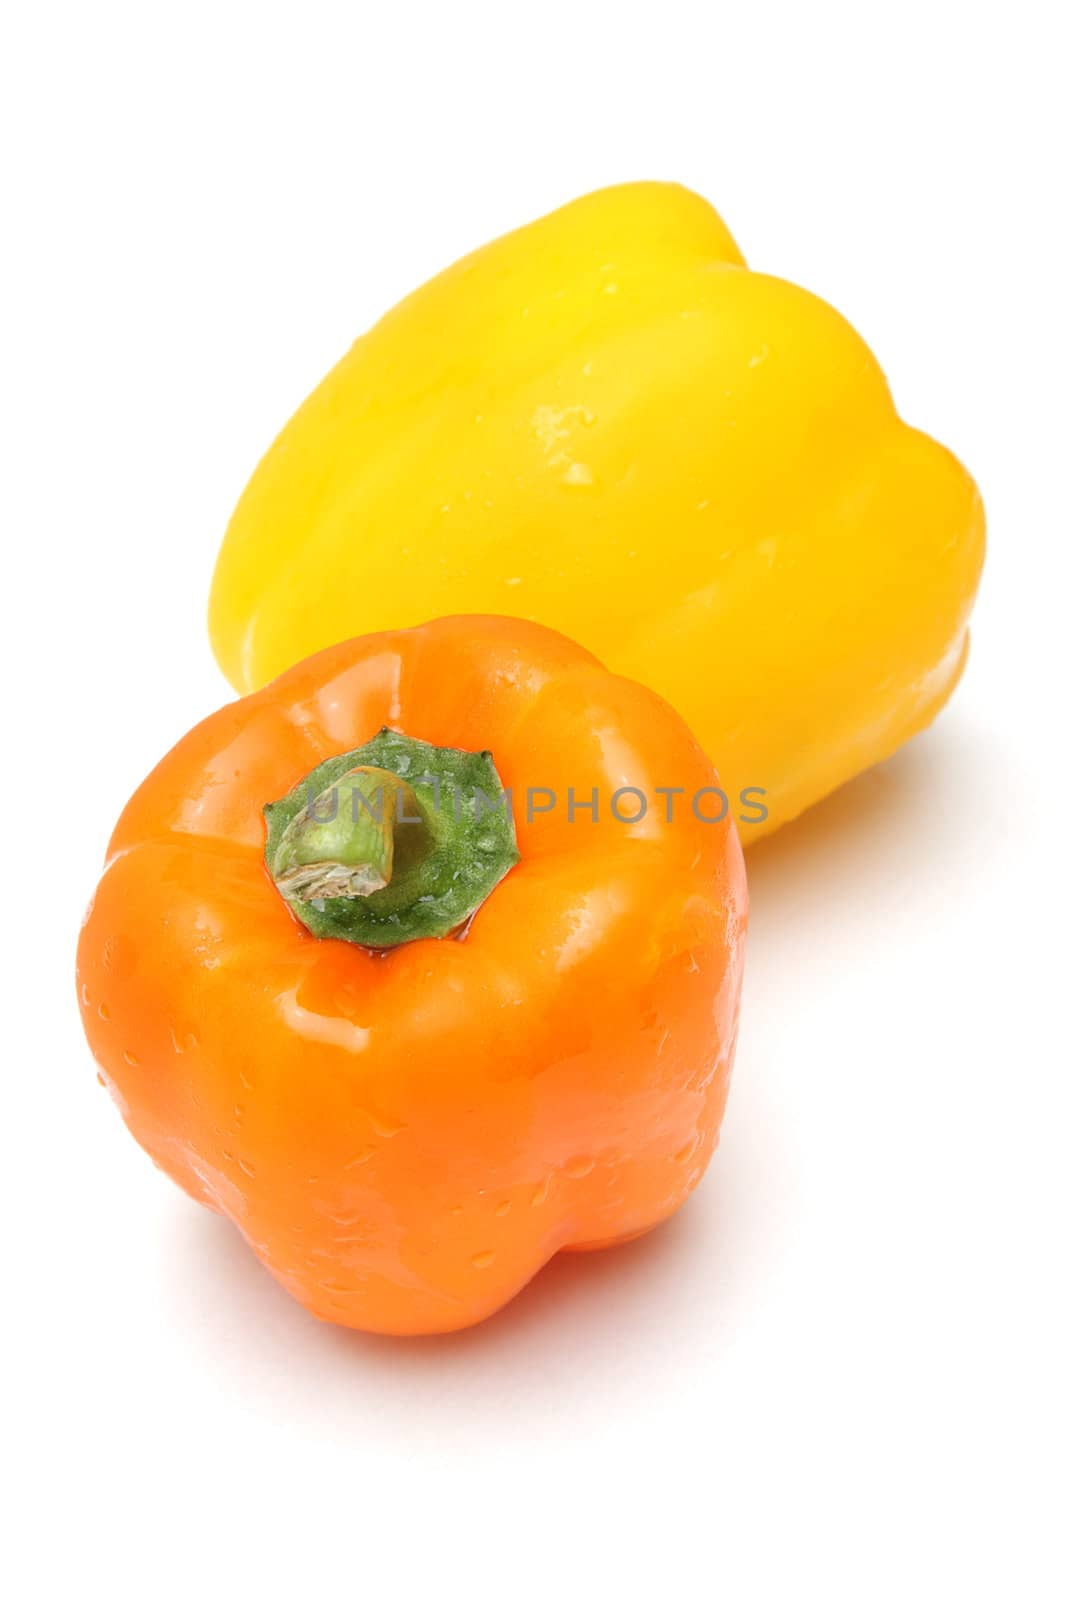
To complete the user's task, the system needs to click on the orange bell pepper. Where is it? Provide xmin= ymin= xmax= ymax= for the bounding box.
xmin=77 ymin=616 xmax=746 ymax=1335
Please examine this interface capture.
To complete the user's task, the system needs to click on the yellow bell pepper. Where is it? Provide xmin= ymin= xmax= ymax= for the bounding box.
xmin=209 ymin=182 xmax=984 ymax=842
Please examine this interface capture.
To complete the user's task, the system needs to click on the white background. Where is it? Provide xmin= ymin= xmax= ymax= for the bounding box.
xmin=3 ymin=3 xmax=1064 ymax=1595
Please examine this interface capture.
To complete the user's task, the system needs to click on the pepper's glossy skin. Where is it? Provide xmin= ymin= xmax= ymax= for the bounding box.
xmin=209 ymin=181 xmax=985 ymax=843
xmin=77 ymin=617 xmax=746 ymax=1335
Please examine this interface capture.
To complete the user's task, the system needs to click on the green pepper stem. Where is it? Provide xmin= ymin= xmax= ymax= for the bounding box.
xmin=272 ymin=766 xmax=418 ymax=902
xmin=263 ymin=728 xmax=520 ymax=948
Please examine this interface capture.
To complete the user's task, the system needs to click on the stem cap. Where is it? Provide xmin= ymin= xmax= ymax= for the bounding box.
xmin=264 ymin=728 xmax=519 ymax=949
